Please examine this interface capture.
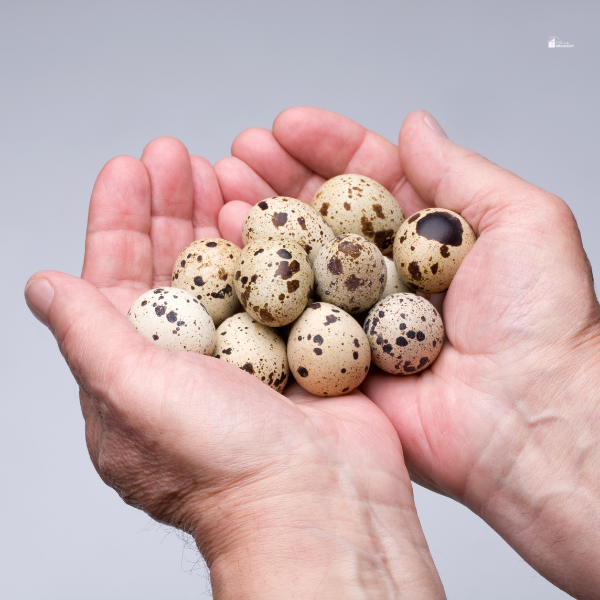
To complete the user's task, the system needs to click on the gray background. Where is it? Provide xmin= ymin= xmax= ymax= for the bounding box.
xmin=1 ymin=1 xmax=597 ymax=598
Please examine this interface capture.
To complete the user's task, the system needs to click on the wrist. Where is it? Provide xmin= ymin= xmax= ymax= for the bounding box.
xmin=469 ymin=323 xmax=600 ymax=599
xmin=191 ymin=460 xmax=445 ymax=599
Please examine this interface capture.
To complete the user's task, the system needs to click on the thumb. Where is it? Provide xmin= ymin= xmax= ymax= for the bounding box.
xmin=398 ymin=110 xmax=595 ymax=295
xmin=24 ymin=271 xmax=151 ymax=413
xmin=399 ymin=110 xmax=568 ymax=234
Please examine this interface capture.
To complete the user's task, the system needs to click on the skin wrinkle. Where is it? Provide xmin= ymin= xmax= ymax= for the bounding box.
xmin=288 ymin=173 xmax=326 ymax=203
xmin=462 ymin=339 xmax=600 ymax=594
xmin=85 ymin=232 xmax=152 ymax=278
xmin=464 ymin=408 xmax=528 ymax=512
xmin=453 ymin=170 xmax=511 ymax=232
xmin=487 ymin=477 xmax=582 ymax=570
xmin=206 ymin=420 xmax=412 ymax=564
xmin=394 ymin=365 xmax=467 ymax=497
xmin=411 ymin=352 xmax=511 ymax=501
xmin=388 ymin=173 xmax=412 ymax=205
xmin=424 ymin=158 xmax=453 ymax=212
xmin=233 ymin=128 xmax=324 ymax=202
xmin=210 ymin=484 xmax=426 ymax=595
xmin=96 ymin=279 xmax=148 ymax=297
xmin=313 ymin=566 xmax=330 ymax=599
xmin=149 ymin=210 xmax=195 ymax=238
xmin=61 ymin=323 xmax=141 ymax=420
xmin=220 ymin=156 xmax=278 ymax=203
xmin=335 ymin=127 xmax=369 ymax=176
xmin=86 ymin=168 xmax=151 ymax=233
xmin=142 ymin=141 xmax=194 ymax=213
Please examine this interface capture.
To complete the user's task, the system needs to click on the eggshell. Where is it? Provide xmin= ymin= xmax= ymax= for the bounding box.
xmin=313 ymin=234 xmax=386 ymax=314
xmin=393 ymin=208 xmax=476 ymax=294
xmin=213 ymin=312 xmax=289 ymax=392
xmin=380 ymin=255 xmax=413 ymax=300
xmin=287 ymin=302 xmax=371 ymax=397
xmin=234 ymin=237 xmax=314 ymax=327
xmin=128 ymin=287 xmax=215 ymax=354
xmin=171 ymin=238 xmax=241 ymax=327
xmin=311 ymin=174 xmax=404 ymax=254
xmin=242 ymin=197 xmax=335 ymax=263
xmin=363 ymin=294 xmax=443 ymax=375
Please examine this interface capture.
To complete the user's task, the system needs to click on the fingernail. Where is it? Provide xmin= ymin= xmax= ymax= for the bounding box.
xmin=24 ymin=278 xmax=55 ymax=327
xmin=424 ymin=113 xmax=448 ymax=138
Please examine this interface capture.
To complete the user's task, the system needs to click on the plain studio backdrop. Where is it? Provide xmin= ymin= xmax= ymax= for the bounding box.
xmin=1 ymin=1 xmax=597 ymax=598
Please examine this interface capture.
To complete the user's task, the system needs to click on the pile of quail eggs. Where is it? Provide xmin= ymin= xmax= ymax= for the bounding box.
xmin=127 ymin=174 xmax=476 ymax=397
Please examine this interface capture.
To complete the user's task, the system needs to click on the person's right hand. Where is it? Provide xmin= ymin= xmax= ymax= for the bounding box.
xmin=215 ymin=107 xmax=600 ymax=599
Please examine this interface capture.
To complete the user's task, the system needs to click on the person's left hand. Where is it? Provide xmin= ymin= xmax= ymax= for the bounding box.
xmin=25 ymin=138 xmax=445 ymax=599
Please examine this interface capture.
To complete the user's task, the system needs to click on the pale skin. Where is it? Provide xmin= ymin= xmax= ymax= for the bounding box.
xmin=25 ymin=107 xmax=600 ymax=599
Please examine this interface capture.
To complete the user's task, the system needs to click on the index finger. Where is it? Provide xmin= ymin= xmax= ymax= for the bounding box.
xmin=272 ymin=106 xmax=426 ymax=216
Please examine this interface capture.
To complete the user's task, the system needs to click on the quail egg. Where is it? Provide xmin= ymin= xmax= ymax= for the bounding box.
xmin=311 ymin=174 xmax=404 ymax=254
xmin=234 ymin=237 xmax=313 ymax=327
xmin=213 ymin=312 xmax=289 ymax=392
xmin=128 ymin=287 xmax=215 ymax=354
xmin=287 ymin=302 xmax=371 ymax=397
xmin=242 ymin=196 xmax=335 ymax=263
xmin=313 ymin=234 xmax=386 ymax=314
xmin=363 ymin=294 xmax=443 ymax=375
xmin=393 ymin=208 xmax=476 ymax=294
xmin=172 ymin=238 xmax=241 ymax=327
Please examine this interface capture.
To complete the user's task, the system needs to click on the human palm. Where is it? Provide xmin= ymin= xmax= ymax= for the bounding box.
xmin=214 ymin=107 xmax=600 ymax=596
xmin=28 ymin=136 xmax=442 ymax=595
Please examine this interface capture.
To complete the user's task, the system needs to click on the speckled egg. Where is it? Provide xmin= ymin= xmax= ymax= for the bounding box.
xmin=234 ymin=237 xmax=313 ymax=327
xmin=311 ymin=174 xmax=404 ymax=254
xmin=242 ymin=197 xmax=335 ymax=263
xmin=128 ymin=287 xmax=215 ymax=354
xmin=363 ymin=294 xmax=444 ymax=375
xmin=380 ymin=256 xmax=413 ymax=300
xmin=171 ymin=238 xmax=241 ymax=327
xmin=287 ymin=302 xmax=371 ymax=397
xmin=213 ymin=312 xmax=289 ymax=393
xmin=393 ymin=208 xmax=476 ymax=294
xmin=313 ymin=234 xmax=386 ymax=314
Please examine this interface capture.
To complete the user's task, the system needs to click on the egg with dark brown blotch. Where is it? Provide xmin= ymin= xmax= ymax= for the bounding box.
xmin=393 ymin=208 xmax=476 ymax=294
xmin=243 ymin=196 xmax=335 ymax=263
xmin=313 ymin=234 xmax=386 ymax=314
xmin=172 ymin=238 xmax=242 ymax=327
xmin=364 ymin=294 xmax=444 ymax=375
xmin=213 ymin=312 xmax=289 ymax=393
xmin=234 ymin=237 xmax=313 ymax=327
xmin=128 ymin=287 xmax=215 ymax=354
xmin=311 ymin=174 xmax=404 ymax=254
xmin=287 ymin=302 xmax=371 ymax=397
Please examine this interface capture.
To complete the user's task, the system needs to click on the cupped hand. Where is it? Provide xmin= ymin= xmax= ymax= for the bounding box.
xmin=215 ymin=107 xmax=600 ymax=599
xmin=25 ymin=138 xmax=445 ymax=599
